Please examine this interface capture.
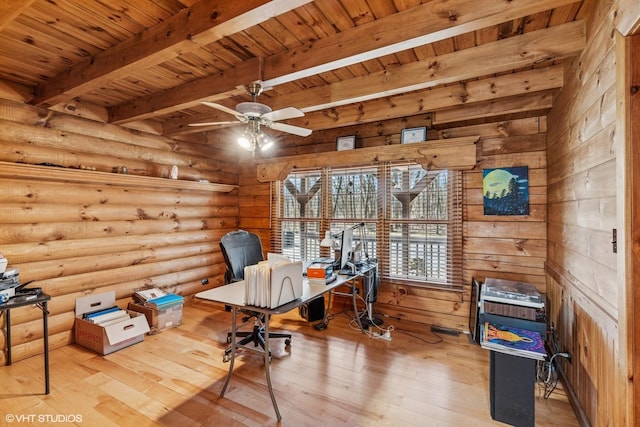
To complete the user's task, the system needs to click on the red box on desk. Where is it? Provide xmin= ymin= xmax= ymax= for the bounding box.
xmin=75 ymin=291 xmax=150 ymax=355
xmin=307 ymin=263 xmax=333 ymax=279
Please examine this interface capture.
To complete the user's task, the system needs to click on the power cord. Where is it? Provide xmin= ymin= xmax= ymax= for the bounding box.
xmin=327 ymin=283 xmax=442 ymax=344
xmin=536 ymin=351 xmax=571 ymax=398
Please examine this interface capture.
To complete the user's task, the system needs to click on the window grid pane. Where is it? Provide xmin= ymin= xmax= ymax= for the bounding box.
xmin=280 ymin=220 xmax=321 ymax=261
xmin=275 ymin=164 xmax=462 ymax=290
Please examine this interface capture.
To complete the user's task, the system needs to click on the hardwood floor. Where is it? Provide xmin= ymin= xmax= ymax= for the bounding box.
xmin=1 ymin=300 xmax=579 ymax=426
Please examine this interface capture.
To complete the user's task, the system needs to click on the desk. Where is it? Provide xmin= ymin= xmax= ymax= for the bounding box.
xmin=1 ymin=293 xmax=51 ymax=394
xmin=195 ymin=265 xmax=374 ymax=421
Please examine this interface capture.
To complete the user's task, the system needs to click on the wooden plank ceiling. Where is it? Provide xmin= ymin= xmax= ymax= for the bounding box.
xmin=0 ymin=0 xmax=587 ymax=150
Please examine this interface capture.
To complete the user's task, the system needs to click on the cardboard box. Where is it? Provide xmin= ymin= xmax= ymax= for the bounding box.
xmin=306 ymin=262 xmax=333 ymax=279
xmin=75 ymin=291 xmax=150 ymax=355
xmin=128 ymin=301 xmax=183 ymax=334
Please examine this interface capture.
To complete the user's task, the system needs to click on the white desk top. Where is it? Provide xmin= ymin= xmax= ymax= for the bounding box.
xmin=195 ymin=263 xmax=376 ymax=315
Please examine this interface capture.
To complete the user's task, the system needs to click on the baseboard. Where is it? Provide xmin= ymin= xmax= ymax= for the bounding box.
xmin=557 ymin=365 xmax=591 ymax=427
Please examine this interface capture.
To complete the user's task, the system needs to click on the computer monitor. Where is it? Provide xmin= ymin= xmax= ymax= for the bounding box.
xmin=339 ymin=226 xmax=353 ymax=270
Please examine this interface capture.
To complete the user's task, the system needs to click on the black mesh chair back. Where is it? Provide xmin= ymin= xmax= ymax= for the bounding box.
xmin=220 ymin=230 xmax=264 ymax=284
xmin=218 ymin=230 xmax=292 ymax=362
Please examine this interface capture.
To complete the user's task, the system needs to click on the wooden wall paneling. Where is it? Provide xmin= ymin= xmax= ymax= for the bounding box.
xmin=545 ymin=270 xmax=619 ymax=426
xmin=245 ymin=110 xmax=549 ymax=331
xmin=0 ymin=97 xmax=239 ymax=363
xmin=545 ymin=0 xmax=626 ymax=424
xmin=236 ymin=161 xmax=272 ymax=247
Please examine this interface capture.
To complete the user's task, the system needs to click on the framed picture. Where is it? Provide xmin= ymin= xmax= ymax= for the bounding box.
xmin=482 ymin=166 xmax=530 ymax=215
xmin=401 ymin=127 xmax=427 ymax=144
xmin=336 ymin=135 xmax=356 ymax=151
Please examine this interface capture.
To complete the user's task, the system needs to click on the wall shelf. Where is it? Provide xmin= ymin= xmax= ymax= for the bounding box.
xmin=255 ymin=136 xmax=479 ymax=182
xmin=0 ymin=161 xmax=237 ymax=193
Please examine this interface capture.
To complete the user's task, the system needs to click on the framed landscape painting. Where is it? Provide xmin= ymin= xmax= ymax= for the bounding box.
xmin=482 ymin=166 xmax=529 ymax=216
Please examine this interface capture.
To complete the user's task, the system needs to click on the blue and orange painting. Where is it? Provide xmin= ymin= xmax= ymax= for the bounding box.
xmin=482 ymin=166 xmax=529 ymax=215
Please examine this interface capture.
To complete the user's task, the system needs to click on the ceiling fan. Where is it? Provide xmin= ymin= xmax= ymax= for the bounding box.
xmin=189 ymin=82 xmax=312 ymax=154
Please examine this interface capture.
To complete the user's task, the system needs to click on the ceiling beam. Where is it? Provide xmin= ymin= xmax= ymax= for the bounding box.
xmin=32 ymin=0 xmax=313 ymax=107
xmin=273 ymin=20 xmax=583 ymax=113
xmin=0 ymin=0 xmax=36 ymax=32
xmin=108 ymin=0 xmax=579 ymax=124
xmin=109 ymin=58 xmax=263 ymax=124
xmin=261 ymin=0 xmax=579 ymax=87
xmin=432 ymin=90 xmax=556 ymax=126
xmin=164 ymin=64 xmax=560 ymax=136
xmin=613 ymin=0 xmax=640 ymax=36
xmin=286 ymin=74 xmax=559 ymax=133
xmin=163 ymin=19 xmax=580 ymax=134
xmin=296 ymin=66 xmax=562 ymax=131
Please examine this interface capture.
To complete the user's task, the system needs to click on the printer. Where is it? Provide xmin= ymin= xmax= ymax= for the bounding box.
xmin=0 ymin=268 xmax=20 ymax=303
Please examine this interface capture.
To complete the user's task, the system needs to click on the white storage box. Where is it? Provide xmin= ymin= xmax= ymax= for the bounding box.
xmin=127 ymin=301 xmax=183 ymax=334
xmin=75 ymin=291 xmax=150 ymax=355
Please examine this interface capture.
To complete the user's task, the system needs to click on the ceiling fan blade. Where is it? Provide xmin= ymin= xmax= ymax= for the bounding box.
xmin=270 ymin=122 xmax=312 ymax=137
xmin=262 ymin=107 xmax=305 ymax=122
xmin=188 ymin=121 xmax=239 ymax=127
xmin=201 ymin=101 xmax=240 ymax=117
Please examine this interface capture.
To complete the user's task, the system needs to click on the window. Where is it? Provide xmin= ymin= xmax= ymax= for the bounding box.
xmin=272 ymin=162 xmax=462 ymax=290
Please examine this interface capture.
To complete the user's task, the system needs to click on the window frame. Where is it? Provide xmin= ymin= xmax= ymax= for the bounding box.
xmin=272 ymin=162 xmax=463 ymax=291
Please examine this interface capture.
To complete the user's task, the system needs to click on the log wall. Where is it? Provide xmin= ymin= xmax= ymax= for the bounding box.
xmin=239 ymin=114 xmax=548 ymax=332
xmin=545 ymin=0 xmax=626 ymax=425
xmin=0 ymin=98 xmax=239 ymax=363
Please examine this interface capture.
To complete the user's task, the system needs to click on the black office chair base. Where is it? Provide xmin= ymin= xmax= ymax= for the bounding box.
xmin=224 ymin=325 xmax=292 ymax=363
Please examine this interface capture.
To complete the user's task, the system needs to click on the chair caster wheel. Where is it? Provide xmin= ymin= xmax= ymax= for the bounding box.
xmin=285 ymin=338 xmax=291 ymax=346
xmin=226 ymin=336 xmax=232 ymax=344
xmin=223 ymin=354 xmax=230 ymax=363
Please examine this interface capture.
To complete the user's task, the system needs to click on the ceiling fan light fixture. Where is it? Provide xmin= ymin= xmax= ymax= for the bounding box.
xmin=260 ymin=135 xmax=274 ymax=151
xmin=237 ymin=132 xmax=252 ymax=150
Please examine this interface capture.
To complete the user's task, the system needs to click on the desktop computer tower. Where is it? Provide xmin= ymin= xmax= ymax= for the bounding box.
xmin=299 ymin=296 xmax=324 ymax=322
xmin=361 ymin=268 xmax=378 ymax=303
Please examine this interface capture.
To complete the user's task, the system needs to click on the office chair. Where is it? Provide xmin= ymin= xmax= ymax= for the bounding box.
xmin=219 ymin=230 xmax=292 ymax=362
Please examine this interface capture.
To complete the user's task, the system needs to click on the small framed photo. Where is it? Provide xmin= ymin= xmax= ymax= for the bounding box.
xmin=336 ymin=135 xmax=356 ymax=151
xmin=401 ymin=127 xmax=427 ymax=144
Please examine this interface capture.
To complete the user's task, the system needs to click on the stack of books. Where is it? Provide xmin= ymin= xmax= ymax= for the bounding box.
xmin=133 ymin=287 xmax=184 ymax=309
xmin=83 ymin=305 xmax=131 ymax=326
xmin=306 ymin=262 xmax=336 ymax=285
xmin=145 ymin=293 xmax=184 ymax=309
xmin=133 ymin=287 xmax=166 ymax=303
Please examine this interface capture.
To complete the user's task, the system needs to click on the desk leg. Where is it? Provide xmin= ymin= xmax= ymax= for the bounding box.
xmin=42 ymin=301 xmax=50 ymax=395
xmin=351 ymin=278 xmax=365 ymax=332
xmin=263 ymin=314 xmax=282 ymax=421
xmin=5 ymin=308 xmax=11 ymax=365
xmin=220 ymin=307 xmax=237 ymax=397
xmin=320 ymin=291 xmax=333 ymax=326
